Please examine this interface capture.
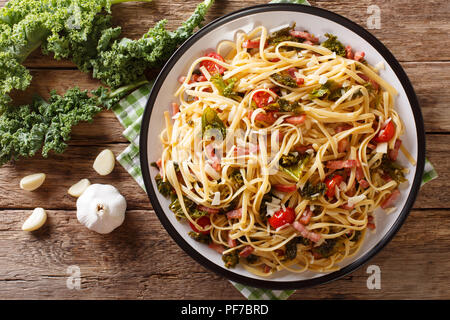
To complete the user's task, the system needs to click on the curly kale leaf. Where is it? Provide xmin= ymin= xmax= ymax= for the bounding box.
xmin=321 ymin=33 xmax=346 ymax=57
xmin=0 ymin=80 xmax=147 ymax=165
xmin=210 ymin=74 xmax=240 ymax=100
xmin=222 ymin=250 xmax=239 ymax=268
xmin=299 ymin=180 xmax=326 ymax=200
xmin=270 ymin=73 xmax=298 ymax=88
xmin=88 ymin=0 xmax=214 ymax=88
xmin=310 ymin=80 xmax=342 ymax=101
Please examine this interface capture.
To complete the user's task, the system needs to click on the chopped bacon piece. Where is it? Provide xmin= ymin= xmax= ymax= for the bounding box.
xmin=273 ymin=184 xmax=297 ymax=193
xmin=357 ymin=72 xmax=380 ymax=90
xmin=289 ymin=30 xmax=319 ymax=44
xmin=380 ymin=189 xmax=401 ymax=209
xmin=299 ymin=207 xmax=313 ymax=225
xmin=345 ymin=45 xmax=354 ymax=59
xmin=326 ymin=160 xmax=358 ymax=170
xmin=226 ymin=208 xmax=242 ymax=220
xmin=346 ymin=181 xmax=356 ymax=197
xmin=205 ymin=143 xmax=221 ymax=172
xmin=209 ymin=242 xmax=225 ymax=254
xmin=338 ymin=138 xmax=350 ymax=153
xmin=286 ymin=67 xmax=298 ymax=78
xmin=171 ymin=102 xmax=180 ymax=115
xmin=239 ymin=245 xmax=255 ymax=258
xmin=359 ymin=179 xmax=370 ymax=189
xmin=355 ymin=164 xmax=364 ymax=181
xmin=367 ymin=216 xmax=376 ymax=230
xmin=341 ymin=203 xmax=355 ymax=210
xmin=284 ymin=114 xmax=306 ymax=125
xmin=227 ymin=233 xmax=237 ymax=248
xmin=293 ymin=221 xmax=322 ymax=243
xmin=389 ymin=139 xmax=402 ymax=161
xmin=235 ymin=144 xmax=259 ymax=155
xmin=242 ymin=39 xmax=263 ymax=49
xmin=335 ymin=125 xmax=353 ymax=133
xmin=354 ymin=51 xmax=365 ymax=62
xmin=156 ymin=158 xmax=162 ymax=169
xmin=270 ymin=58 xmax=281 ymax=62
xmin=263 ymin=264 xmax=272 ymax=273
xmin=198 ymin=205 xmax=221 ymax=215
xmin=294 ymin=144 xmax=313 ymax=154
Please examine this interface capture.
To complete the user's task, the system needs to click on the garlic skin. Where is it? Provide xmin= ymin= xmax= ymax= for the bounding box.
xmin=76 ymin=184 xmax=126 ymax=234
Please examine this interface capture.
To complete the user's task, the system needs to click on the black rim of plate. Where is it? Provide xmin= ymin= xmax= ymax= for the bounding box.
xmin=139 ymin=3 xmax=426 ymax=290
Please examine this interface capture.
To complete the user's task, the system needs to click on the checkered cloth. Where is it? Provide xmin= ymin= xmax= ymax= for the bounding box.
xmin=111 ymin=0 xmax=438 ymax=300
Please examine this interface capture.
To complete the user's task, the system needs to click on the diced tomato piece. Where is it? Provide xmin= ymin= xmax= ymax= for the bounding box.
xmin=381 ymin=189 xmax=401 ymax=209
xmin=239 ymin=245 xmax=255 ymax=257
xmin=325 ymin=174 xmax=343 ymax=198
xmin=326 ymin=160 xmax=358 ymax=170
xmin=375 ymin=120 xmax=396 ymax=143
xmin=189 ymin=216 xmax=211 ymax=235
xmin=270 ymin=58 xmax=281 ymax=62
xmin=284 ymin=114 xmax=306 ymax=125
xmin=252 ymin=90 xmax=277 ymax=108
xmin=200 ymin=52 xmax=226 ymax=76
xmin=296 ymin=77 xmax=305 ymax=86
xmin=268 ymin=207 xmax=296 ymax=229
xmin=273 ymin=184 xmax=297 ymax=193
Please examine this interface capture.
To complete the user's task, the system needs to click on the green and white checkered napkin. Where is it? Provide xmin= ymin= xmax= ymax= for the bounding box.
xmin=111 ymin=0 xmax=438 ymax=300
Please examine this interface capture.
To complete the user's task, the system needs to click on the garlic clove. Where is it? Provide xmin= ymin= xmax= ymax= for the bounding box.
xmin=22 ymin=208 xmax=47 ymax=231
xmin=20 ymin=173 xmax=46 ymax=191
xmin=93 ymin=149 xmax=115 ymax=176
xmin=68 ymin=179 xmax=91 ymax=197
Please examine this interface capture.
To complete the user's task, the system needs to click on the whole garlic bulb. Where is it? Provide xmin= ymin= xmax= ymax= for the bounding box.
xmin=76 ymin=184 xmax=126 ymax=234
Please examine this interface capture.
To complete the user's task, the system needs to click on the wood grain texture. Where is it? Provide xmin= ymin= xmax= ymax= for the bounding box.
xmin=1 ymin=208 xmax=449 ymax=299
xmin=0 ymin=0 xmax=449 ymax=300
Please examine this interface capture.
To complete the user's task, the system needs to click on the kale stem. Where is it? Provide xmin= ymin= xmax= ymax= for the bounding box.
xmin=109 ymin=78 xmax=150 ymax=98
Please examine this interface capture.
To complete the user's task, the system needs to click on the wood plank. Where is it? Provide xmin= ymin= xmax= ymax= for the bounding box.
xmin=0 ymin=208 xmax=448 ymax=299
xmin=0 ymin=0 xmax=448 ymax=68
xmin=0 ymin=133 xmax=446 ymax=211
xmin=8 ymin=64 xmax=450 ymax=135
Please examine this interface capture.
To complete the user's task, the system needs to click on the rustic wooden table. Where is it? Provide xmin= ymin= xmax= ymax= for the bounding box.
xmin=0 ymin=0 xmax=449 ymax=300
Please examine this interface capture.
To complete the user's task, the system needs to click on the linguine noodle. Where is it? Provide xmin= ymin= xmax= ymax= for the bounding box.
xmin=153 ymin=25 xmax=412 ymax=276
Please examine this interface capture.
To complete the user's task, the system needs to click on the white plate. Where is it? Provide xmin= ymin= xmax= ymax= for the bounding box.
xmin=140 ymin=4 xmax=425 ymax=289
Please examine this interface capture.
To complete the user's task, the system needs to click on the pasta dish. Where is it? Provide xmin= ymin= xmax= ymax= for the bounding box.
xmin=151 ymin=25 xmax=413 ymax=276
